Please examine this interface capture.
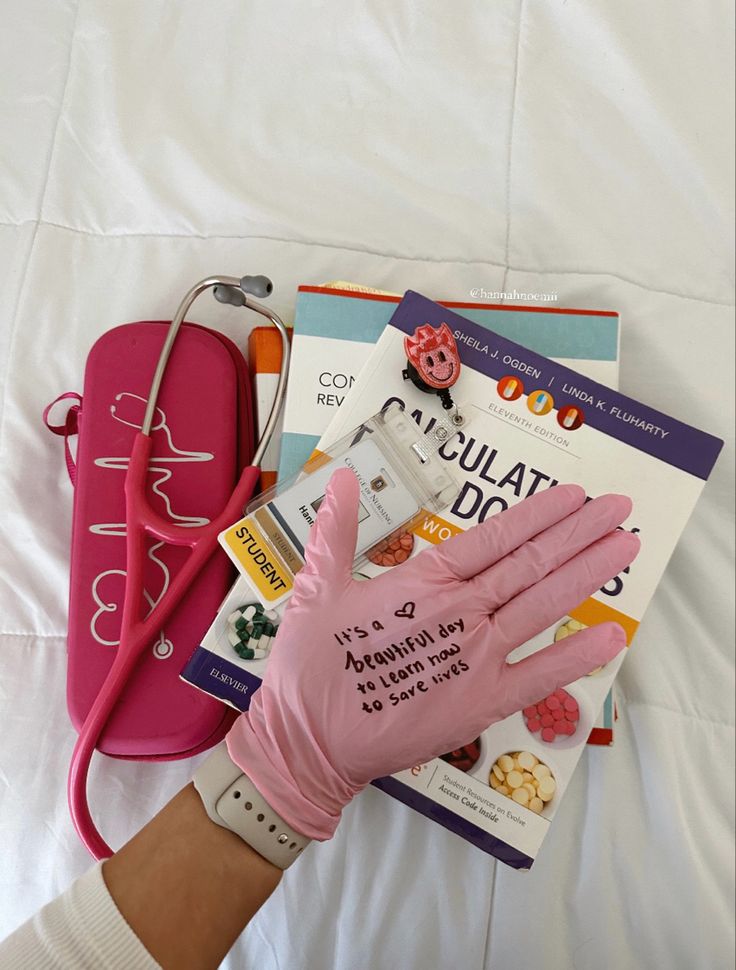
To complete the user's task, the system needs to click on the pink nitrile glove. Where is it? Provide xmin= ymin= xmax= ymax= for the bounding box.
xmin=226 ymin=470 xmax=640 ymax=840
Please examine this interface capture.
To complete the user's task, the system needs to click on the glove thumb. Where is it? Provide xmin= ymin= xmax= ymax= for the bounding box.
xmin=301 ymin=467 xmax=361 ymax=586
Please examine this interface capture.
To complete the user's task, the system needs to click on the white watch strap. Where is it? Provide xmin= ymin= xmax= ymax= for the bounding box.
xmin=192 ymin=743 xmax=311 ymax=870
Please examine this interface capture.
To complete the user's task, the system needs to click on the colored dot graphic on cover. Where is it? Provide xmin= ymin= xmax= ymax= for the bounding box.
xmin=489 ymin=751 xmax=556 ymax=813
xmin=527 ymin=390 xmax=554 ymax=415
xmin=497 ymin=375 xmax=524 ymax=401
xmin=523 ymin=687 xmax=579 ymax=742
xmin=227 ymin=603 xmax=279 ymax=661
xmin=557 ymin=404 xmax=585 ymax=430
xmin=368 ymin=531 xmax=415 ymax=568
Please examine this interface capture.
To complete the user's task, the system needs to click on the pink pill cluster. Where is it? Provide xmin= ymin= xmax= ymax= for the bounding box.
xmin=523 ymin=689 xmax=579 ymax=743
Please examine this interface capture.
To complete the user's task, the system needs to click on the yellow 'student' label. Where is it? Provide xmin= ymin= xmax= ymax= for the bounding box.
xmin=221 ymin=515 xmax=294 ymax=602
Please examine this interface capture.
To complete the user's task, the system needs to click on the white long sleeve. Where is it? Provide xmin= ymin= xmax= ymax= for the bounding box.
xmin=0 ymin=862 xmax=161 ymax=969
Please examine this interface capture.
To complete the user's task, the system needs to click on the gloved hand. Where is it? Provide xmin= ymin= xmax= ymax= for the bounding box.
xmin=226 ymin=470 xmax=639 ymax=840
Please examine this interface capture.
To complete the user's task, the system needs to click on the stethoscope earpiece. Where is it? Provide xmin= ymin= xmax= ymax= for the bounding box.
xmin=213 ymin=284 xmax=246 ymax=307
xmin=213 ymin=276 xmax=273 ymax=306
xmin=240 ymin=275 xmax=273 ymax=298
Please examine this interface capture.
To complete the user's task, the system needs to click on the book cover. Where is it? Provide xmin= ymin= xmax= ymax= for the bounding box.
xmin=199 ymin=292 xmax=624 ymax=740
xmin=278 ymin=286 xmax=620 ymax=483
xmin=296 ymin=291 xmax=721 ymax=867
xmin=276 ymin=283 xmax=622 ymax=742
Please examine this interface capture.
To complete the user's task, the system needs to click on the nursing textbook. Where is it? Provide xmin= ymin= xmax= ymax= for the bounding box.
xmin=182 ymin=290 xmax=721 ymax=866
xmin=188 ymin=289 xmax=623 ymax=739
xmin=300 ymin=291 xmax=721 ymax=867
xmin=274 ymin=285 xmax=622 ymax=741
xmin=278 ymin=285 xmax=620 ymax=482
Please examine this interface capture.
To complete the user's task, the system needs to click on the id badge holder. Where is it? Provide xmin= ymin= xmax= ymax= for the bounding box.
xmin=219 ymin=403 xmax=462 ymax=608
xmin=208 ymin=322 xmax=467 ymax=671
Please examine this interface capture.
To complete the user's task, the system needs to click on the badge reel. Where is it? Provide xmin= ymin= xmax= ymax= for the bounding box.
xmin=218 ymin=321 xmax=467 ymax=614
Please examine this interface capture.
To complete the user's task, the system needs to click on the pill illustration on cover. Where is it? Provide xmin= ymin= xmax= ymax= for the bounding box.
xmin=497 ymin=375 xmax=524 ymax=401
xmin=517 ymin=751 xmax=537 ymax=771
xmin=557 ymin=404 xmax=585 ymax=431
xmin=527 ymin=390 xmax=554 ymax=416
xmin=489 ymin=752 xmax=556 ymax=814
xmin=523 ymin=685 xmax=580 ymax=742
xmin=497 ymin=375 xmax=525 ymax=401
xmin=506 ymin=770 xmax=524 ymax=790
xmin=368 ymin=531 xmax=415 ymax=568
xmin=498 ymin=754 xmax=515 ymax=773
xmin=226 ymin=601 xmax=280 ymax=663
xmin=439 ymin=738 xmax=482 ymax=773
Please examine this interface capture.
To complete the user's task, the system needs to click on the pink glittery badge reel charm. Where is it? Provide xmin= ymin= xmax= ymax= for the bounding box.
xmin=402 ymin=322 xmax=462 ymax=412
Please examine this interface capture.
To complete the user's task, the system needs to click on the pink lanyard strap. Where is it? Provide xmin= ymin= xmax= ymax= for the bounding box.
xmin=43 ymin=392 xmax=82 ymax=486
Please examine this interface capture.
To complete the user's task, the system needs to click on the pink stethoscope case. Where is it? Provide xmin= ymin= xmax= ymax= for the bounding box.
xmin=58 ymin=321 xmax=252 ymax=759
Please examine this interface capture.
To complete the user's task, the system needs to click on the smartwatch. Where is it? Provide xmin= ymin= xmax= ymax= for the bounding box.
xmin=192 ymin=743 xmax=311 ymax=870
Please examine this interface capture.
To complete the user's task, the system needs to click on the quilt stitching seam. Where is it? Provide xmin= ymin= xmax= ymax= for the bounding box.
xmin=500 ymin=0 xmax=524 ymax=303
xmin=0 ymin=632 xmax=67 ymax=639
xmin=0 ymin=218 xmax=731 ymax=309
xmin=619 ymin=697 xmax=735 ymax=730
xmin=486 ymin=3 xmax=525 ymax=962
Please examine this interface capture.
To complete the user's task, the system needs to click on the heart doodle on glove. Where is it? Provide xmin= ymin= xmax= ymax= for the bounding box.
xmin=394 ymin=601 xmax=416 ymax=620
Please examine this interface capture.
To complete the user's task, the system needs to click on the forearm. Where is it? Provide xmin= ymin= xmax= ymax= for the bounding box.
xmin=103 ymin=784 xmax=282 ymax=970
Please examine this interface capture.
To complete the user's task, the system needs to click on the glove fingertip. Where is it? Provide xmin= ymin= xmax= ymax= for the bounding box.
xmin=620 ymin=529 xmax=641 ymax=556
xmin=608 ymin=492 xmax=634 ymax=518
xmin=555 ymin=483 xmax=587 ymax=507
xmin=587 ymin=621 xmax=628 ymax=666
xmin=326 ymin=466 xmax=360 ymax=502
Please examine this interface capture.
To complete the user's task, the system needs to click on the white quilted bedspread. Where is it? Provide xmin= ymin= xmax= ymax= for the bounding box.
xmin=0 ymin=2 xmax=733 ymax=967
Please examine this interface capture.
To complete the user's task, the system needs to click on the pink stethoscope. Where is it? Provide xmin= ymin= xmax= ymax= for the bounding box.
xmin=68 ymin=275 xmax=290 ymax=859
